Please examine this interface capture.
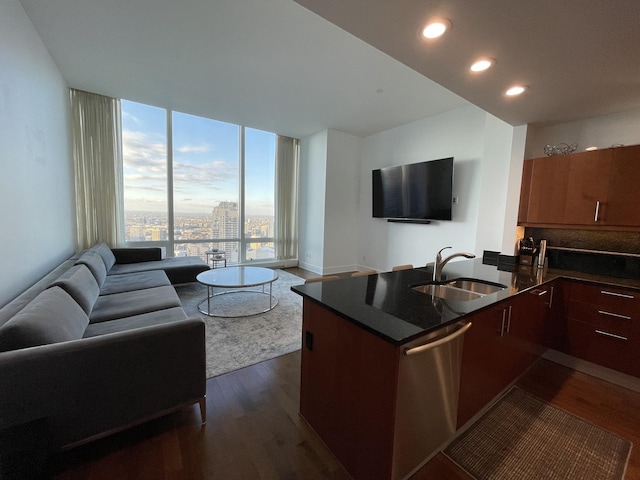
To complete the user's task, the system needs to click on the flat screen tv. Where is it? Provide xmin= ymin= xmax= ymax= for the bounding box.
xmin=372 ymin=157 xmax=453 ymax=221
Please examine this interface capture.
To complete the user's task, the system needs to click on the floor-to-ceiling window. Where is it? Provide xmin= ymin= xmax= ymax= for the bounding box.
xmin=121 ymin=99 xmax=279 ymax=265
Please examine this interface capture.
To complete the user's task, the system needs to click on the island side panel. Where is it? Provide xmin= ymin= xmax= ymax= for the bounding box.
xmin=300 ymin=299 xmax=399 ymax=480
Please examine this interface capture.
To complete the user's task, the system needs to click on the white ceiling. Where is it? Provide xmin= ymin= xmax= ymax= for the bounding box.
xmin=293 ymin=0 xmax=640 ymax=128
xmin=19 ymin=0 xmax=640 ymax=139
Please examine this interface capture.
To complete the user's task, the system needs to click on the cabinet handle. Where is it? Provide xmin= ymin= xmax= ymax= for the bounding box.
xmin=598 ymin=310 xmax=631 ymax=320
xmin=549 ymin=286 xmax=555 ymax=309
xmin=506 ymin=306 xmax=512 ymax=334
xmin=600 ymin=290 xmax=634 ymax=299
xmin=404 ymin=322 xmax=472 ymax=356
xmin=594 ymin=201 xmax=600 ymax=222
xmin=530 ymin=289 xmax=548 ymax=296
xmin=595 ymin=330 xmax=628 ymax=341
xmin=499 ymin=309 xmax=507 ymax=337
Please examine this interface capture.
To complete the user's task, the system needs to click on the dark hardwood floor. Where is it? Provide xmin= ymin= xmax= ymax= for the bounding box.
xmin=48 ymin=353 xmax=640 ymax=480
xmin=50 ymin=351 xmax=351 ymax=480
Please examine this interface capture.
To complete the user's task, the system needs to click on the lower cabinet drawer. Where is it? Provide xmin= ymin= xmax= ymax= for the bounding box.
xmin=567 ymin=300 xmax=637 ymax=338
xmin=564 ymin=319 xmax=638 ymax=377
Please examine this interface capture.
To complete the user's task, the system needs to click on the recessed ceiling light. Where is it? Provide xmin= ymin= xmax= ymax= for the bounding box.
xmin=585 ymin=146 xmax=598 ymax=151
xmin=470 ymin=58 xmax=495 ymax=72
xmin=505 ymin=85 xmax=527 ymax=96
xmin=421 ymin=19 xmax=451 ymax=39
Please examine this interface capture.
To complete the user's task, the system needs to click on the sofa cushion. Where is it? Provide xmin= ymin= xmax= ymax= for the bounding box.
xmin=91 ymin=243 xmax=116 ymax=271
xmin=108 ymin=257 xmax=209 ymax=284
xmin=83 ymin=307 xmax=188 ymax=337
xmin=75 ymin=251 xmax=107 ymax=287
xmin=99 ymin=270 xmax=171 ymax=296
xmin=50 ymin=265 xmax=100 ymax=315
xmin=0 ymin=287 xmax=89 ymax=352
xmin=89 ymin=285 xmax=182 ymax=323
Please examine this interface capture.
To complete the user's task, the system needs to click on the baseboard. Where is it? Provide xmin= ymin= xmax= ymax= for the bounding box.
xmin=542 ymin=349 xmax=640 ymax=393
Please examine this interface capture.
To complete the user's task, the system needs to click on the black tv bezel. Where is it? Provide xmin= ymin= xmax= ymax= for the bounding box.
xmin=372 ymin=157 xmax=453 ymax=222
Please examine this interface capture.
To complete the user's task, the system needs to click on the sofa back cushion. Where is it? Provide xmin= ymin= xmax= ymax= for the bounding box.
xmin=0 ymin=287 xmax=89 ymax=352
xmin=50 ymin=265 xmax=100 ymax=315
xmin=92 ymin=243 xmax=116 ymax=271
xmin=75 ymin=251 xmax=107 ymax=287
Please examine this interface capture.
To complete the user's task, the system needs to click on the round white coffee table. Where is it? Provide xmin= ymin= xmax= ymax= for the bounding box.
xmin=196 ymin=266 xmax=279 ymax=317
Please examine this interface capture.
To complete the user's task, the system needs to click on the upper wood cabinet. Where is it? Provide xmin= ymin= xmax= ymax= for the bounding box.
xmin=606 ymin=144 xmax=640 ymax=226
xmin=518 ymin=144 xmax=640 ymax=229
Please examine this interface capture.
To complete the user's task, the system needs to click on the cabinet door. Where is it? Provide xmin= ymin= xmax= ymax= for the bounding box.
xmin=457 ymin=304 xmax=515 ymax=428
xmin=508 ymin=289 xmax=548 ymax=370
xmin=563 ymin=150 xmax=613 ymax=224
xmin=543 ymin=280 xmax=567 ymax=350
xmin=605 ymin=145 xmax=640 ymax=226
xmin=526 ymin=155 xmax=571 ymax=223
xmin=517 ymin=159 xmax=533 ymax=223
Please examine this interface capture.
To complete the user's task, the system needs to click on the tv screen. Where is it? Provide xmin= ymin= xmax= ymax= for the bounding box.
xmin=372 ymin=157 xmax=453 ymax=221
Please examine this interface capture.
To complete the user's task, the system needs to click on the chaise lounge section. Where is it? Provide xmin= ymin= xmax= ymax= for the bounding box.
xmin=0 ymin=243 xmax=210 ymax=454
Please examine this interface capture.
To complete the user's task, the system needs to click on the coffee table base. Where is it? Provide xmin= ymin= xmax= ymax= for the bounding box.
xmin=198 ymin=289 xmax=279 ymax=318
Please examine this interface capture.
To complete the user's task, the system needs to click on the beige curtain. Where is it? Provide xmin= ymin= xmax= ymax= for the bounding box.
xmin=70 ymin=89 xmax=122 ymax=250
xmin=275 ymin=136 xmax=300 ymax=260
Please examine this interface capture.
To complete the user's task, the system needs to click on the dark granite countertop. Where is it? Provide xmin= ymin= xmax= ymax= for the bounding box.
xmin=291 ymin=258 xmax=640 ymax=346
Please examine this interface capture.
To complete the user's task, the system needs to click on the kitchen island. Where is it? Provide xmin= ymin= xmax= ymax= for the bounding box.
xmin=291 ymin=259 xmax=640 ymax=480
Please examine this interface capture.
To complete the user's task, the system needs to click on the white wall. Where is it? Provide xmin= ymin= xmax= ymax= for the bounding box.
xmin=0 ymin=0 xmax=75 ymax=306
xmin=475 ymin=116 xmax=528 ymax=255
xmin=298 ymin=130 xmax=328 ymax=273
xmin=323 ymin=130 xmax=361 ymax=274
xmin=525 ymin=108 xmax=640 ymax=159
xmin=356 ymin=105 xmax=524 ymax=272
xmin=298 ymin=129 xmax=361 ymax=275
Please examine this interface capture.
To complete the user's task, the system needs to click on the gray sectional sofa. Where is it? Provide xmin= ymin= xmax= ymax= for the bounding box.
xmin=0 ymin=243 xmax=210 ymax=453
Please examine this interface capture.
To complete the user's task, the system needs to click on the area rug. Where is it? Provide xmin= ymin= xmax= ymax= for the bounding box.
xmin=444 ymin=387 xmax=632 ymax=480
xmin=175 ymin=269 xmax=305 ymax=378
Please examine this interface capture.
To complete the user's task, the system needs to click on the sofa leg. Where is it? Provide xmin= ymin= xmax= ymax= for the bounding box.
xmin=199 ymin=396 xmax=207 ymax=425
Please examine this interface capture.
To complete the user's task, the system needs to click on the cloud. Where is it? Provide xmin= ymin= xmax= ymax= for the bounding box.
xmin=122 ymin=130 xmax=166 ymax=171
xmin=176 ymin=143 xmax=212 ymax=154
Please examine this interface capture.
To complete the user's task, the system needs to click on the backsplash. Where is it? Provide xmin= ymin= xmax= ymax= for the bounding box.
xmin=524 ymin=228 xmax=640 ymax=254
xmin=524 ymin=228 xmax=640 ymax=279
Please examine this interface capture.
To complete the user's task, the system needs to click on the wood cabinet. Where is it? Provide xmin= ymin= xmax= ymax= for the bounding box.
xmin=300 ymin=300 xmax=398 ymax=480
xmin=563 ymin=281 xmax=640 ymax=377
xmin=457 ymin=290 xmax=548 ymax=428
xmin=518 ymin=144 xmax=640 ymax=229
xmin=563 ymin=150 xmax=612 ymax=224
xmin=520 ymin=149 xmax=613 ymax=225
xmin=606 ymin=144 xmax=640 ymax=226
xmin=542 ymin=280 xmax=567 ymax=350
xmin=523 ymin=155 xmax=571 ymax=224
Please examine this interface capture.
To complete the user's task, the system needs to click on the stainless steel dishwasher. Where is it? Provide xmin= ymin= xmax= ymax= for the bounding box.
xmin=391 ymin=319 xmax=471 ymax=480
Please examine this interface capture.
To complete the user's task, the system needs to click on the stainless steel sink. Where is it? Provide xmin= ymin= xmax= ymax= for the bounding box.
xmin=411 ymin=278 xmax=507 ymax=302
xmin=446 ymin=279 xmax=507 ymax=295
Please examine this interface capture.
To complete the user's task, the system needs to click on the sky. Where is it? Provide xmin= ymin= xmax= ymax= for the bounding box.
xmin=121 ymin=100 xmax=275 ymax=216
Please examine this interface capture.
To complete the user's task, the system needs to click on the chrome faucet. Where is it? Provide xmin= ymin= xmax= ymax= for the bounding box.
xmin=433 ymin=246 xmax=476 ymax=282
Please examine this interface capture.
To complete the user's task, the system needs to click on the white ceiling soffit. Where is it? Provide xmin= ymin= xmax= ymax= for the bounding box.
xmin=18 ymin=0 xmax=469 ymax=138
xmin=294 ymin=0 xmax=640 ymax=128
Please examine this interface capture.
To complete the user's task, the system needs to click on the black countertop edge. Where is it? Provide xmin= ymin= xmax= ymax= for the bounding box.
xmin=291 ymin=259 xmax=640 ymax=347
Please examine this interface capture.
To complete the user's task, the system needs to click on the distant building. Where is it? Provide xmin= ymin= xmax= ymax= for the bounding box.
xmin=212 ymin=201 xmax=239 ymax=261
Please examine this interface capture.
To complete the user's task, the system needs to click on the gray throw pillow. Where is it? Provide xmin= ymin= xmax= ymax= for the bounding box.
xmin=50 ymin=265 xmax=100 ymax=315
xmin=75 ymin=251 xmax=107 ymax=287
xmin=0 ymin=287 xmax=89 ymax=352
xmin=92 ymin=243 xmax=116 ymax=271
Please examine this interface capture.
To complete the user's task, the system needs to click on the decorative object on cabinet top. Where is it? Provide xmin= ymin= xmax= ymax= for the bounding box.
xmin=544 ymin=143 xmax=578 ymax=156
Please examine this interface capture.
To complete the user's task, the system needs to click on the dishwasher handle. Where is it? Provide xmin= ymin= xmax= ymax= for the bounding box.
xmin=403 ymin=322 xmax=472 ymax=356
